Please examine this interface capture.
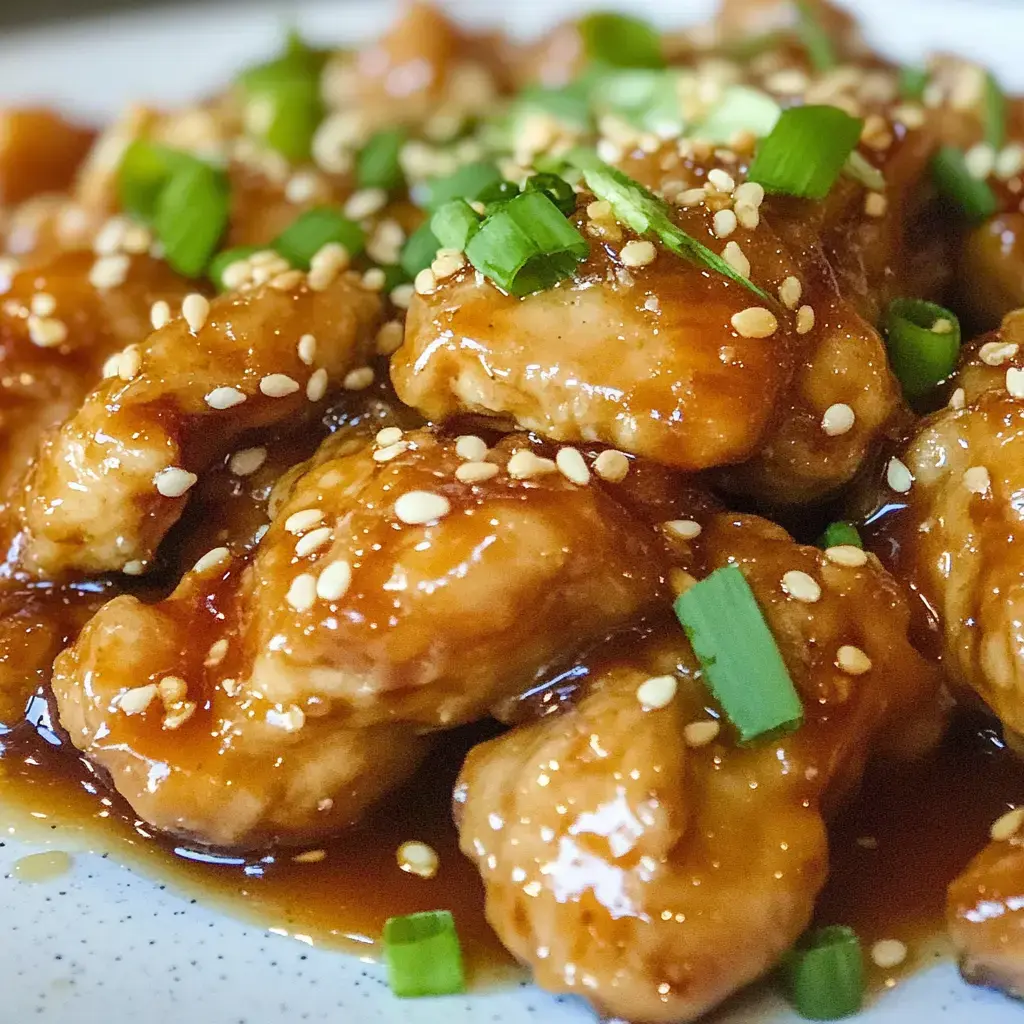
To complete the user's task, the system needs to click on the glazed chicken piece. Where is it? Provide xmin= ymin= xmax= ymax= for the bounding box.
xmin=0 ymin=109 xmax=94 ymax=208
xmin=14 ymin=271 xmax=381 ymax=577
xmin=456 ymin=513 xmax=940 ymax=1023
xmin=52 ymin=427 xmax=700 ymax=845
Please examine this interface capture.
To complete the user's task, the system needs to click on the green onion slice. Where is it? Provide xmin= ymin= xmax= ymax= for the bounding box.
xmin=898 ymin=66 xmax=929 ymax=101
xmin=749 ymin=105 xmax=863 ymax=200
xmin=578 ymin=13 xmax=664 ymax=69
xmin=674 ymin=564 xmax=804 ymax=745
xmin=843 ymin=150 xmax=885 ymax=192
xmin=984 ymin=72 xmax=1007 ymax=151
xmin=401 ymin=221 xmax=441 ymax=278
xmin=273 ymin=207 xmax=364 ymax=270
xmin=566 ymin=147 xmax=770 ymax=300
xmin=425 ymin=161 xmax=504 ymax=212
xmin=117 ymin=140 xmax=199 ymax=222
xmin=884 ymin=297 xmax=961 ymax=400
xmin=523 ymin=173 xmax=577 ymax=216
xmin=246 ymin=77 xmax=323 ymax=163
xmin=208 ymin=245 xmax=261 ymax=291
xmin=590 ymin=69 xmax=684 ymax=136
xmin=515 ymin=83 xmax=594 ymax=130
xmin=783 ymin=925 xmax=864 ymax=1020
xmin=382 ymin=910 xmax=466 ymax=999
xmin=154 ymin=161 xmax=230 ymax=278
xmin=931 ymin=146 xmax=998 ymax=222
xmin=237 ymin=28 xmax=328 ymax=92
xmin=818 ymin=521 xmax=863 ymax=550
xmin=465 ymin=190 xmax=588 ymax=297
xmin=357 ymin=129 xmax=407 ymax=191
xmin=476 ymin=179 xmax=522 ymax=211
xmin=692 ymin=85 xmax=781 ymax=144
xmin=795 ymin=0 xmax=838 ymax=72
xmin=430 ymin=199 xmax=482 ymax=251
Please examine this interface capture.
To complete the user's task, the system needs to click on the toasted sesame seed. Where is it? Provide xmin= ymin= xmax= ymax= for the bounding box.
xmin=556 ymin=447 xmax=591 ymax=486
xmin=295 ymin=526 xmax=333 ymax=558
xmin=315 ymin=559 xmax=351 ymax=601
xmin=706 ymin=168 xmax=735 ymax=193
xmin=94 ymin=217 xmax=127 ymax=255
xmin=373 ymin=441 xmax=409 ymax=463
xmin=782 ymin=569 xmax=821 ymax=603
xmin=397 ymin=840 xmax=439 ymax=879
xmin=154 ymin=466 xmax=198 ymax=498
xmin=431 ymin=248 xmax=467 ymax=281
xmin=150 ymin=300 xmax=171 ymax=330
xmin=344 ymin=187 xmax=387 ymax=220
xmin=414 ymin=267 xmax=437 ymax=295
xmin=864 ymin=191 xmax=887 ymax=218
xmin=285 ymin=509 xmax=324 ymax=534
xmin=964 ymin=466 xmax=991 ymax=494
xmin=684 ymin=720 xmax=721 ymax=748
xmin=306 ymin=368 xmax=328 ymax=402
xmin=375 ymin=320 xmax=404 ymax=355
xmin=587 ymin=199 xmax=613 ymax=220
xmin=712 ymin=208 xmax=737 ymax=239
xmin=361 ymin=267 xmax=387 ymax=291
xmin=721 ymin=241 xmax=750 ymax=277
xmin=260 ymin=373 xmax=300 ymax=398
xmin=269 ymin=268 xmax=304 ymax=291
xmin=395 ymin=490 xmax=451 ymax=525
xmin=101 ymin=353 xmax=121 ymax=378
xmin=205 ymin=386 xmax=247 ymax=410
xmin=1008 ymin=367 xmax=1024 ymax=399
xmin=89 ymin=253 xmax=130 ymax=290
xmin=181 ymin=293 xmax=209 ymax=334
xmin=796 ymin=305 xmax=815 ymax=334
xmin=455 ymin=461 xmax=499 ymax=483
xmin=731 ymin=306 xmax=777 ymax=338
xmin=826 ymin=545 xmax=868 ymax=568
xmin=193 ymin=546 xmax=230 ymax=574
xmin=118 ymin=684 xmax=158 ymax=715
xmin=886 ymin=457 xmax=913 ymax=494
xmin=636 ymin=674 xmax=677 ymax=710
xmin=286 ymin=573 xmax=318 ymax=612
xmin=376 ymin=426 xmax=404 ymax=447
xmin=30 ymin=292 xmax=55 ymax=317
xmin=27 ymin=315 xmax=67 ymax=348
xmin=778 ymin=276 xmax=802 ymax=309
xmin=733 ymin=181 xmax=764 ymax=208
xmin=343 ymin=366 xmax=375 ymax=391
xmin=205 ymin=639 xmax=229 ymax=666
xmin=996 ymin=144 xmax=1024 ymax=180
xmin=991 ymin=807 xmax=1024 ymax=842
xmin=593 ymin=449 xmax=630 ymax=483
xmin=390 ymin=283 xmax=415 ymax=309
xmin=507 ymin=450 xmax=558 ymax=480
xmin=297 ymin=333 xmax=317 ymax=365
xmin=250 ymin=248 xmax=289 ymax=268
xmin=163 ymin=700 xmax=197 ymax=730
xmin=965 ymin=142 xmax=995 ymax=180
xmin=871 ymin=939 xmax=908 ymax=970
xmin=663 ymin=519 xmax=702 ymax=540
xmin=307 ymin=243 xmax=349 ymax=291
xmin=117 ymin=345 xmax=141 ymax=381
xmin=837 ymin=644 xmax=872 ymax=675
xmin=221 ymin=259 xmax=253 ymax=291
xmin=949 ymin=387 xmax=966 ymax=410
xmin=735 ymin=202 xmax=760 ymax=229
xmin=122 ymin=560 xmax=145 ymax=576
xmin=980 ymin=340 xmax=1018 ymax=365
xmin=157 ymin=675 xmax=188 ymax=705
xmin=455 ymin=435 xmax=488 ymax=462
xmin=931 ymin=317 xmax=954 ymax=335
xmin=676 ymin=187 xmax=707 ymax=208
xmin=821 ymin=403 xmax=855 ymax=436
xmin=292 ymin=848 xmax=327 ymax=864
xmin=620 ymin=239 xmax=657 ymax=267
xmin=229 ymin=447 xmax=266 ymax=477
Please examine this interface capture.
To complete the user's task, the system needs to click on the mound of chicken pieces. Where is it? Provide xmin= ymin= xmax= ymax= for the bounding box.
xmin=6 ymin=0 xmax=1024 ymax=1020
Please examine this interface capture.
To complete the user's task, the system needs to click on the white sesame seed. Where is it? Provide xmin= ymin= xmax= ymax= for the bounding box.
xmin=221 ymin=259 xmax=253 ymax=291
xmin=30 ymin=292 xmax=56 ymax=317
xmin=390 ymin=283 xmax=415 ymax=309
xmin=343 ymin=366 xmax=375 ymax=391
xmin=375 ymin=320 xmax=404 ymax=355
xmin=376 ymin=427 xmax=404 ymax=447
xmin=782 ymin=569 xmax=821 ymax=603
xmin=286 ymin=573 xmax=318 ymax=612
xmin=1007 ymin=367 xmax=1024 ymax=399
xmin=837 ymin=644 xmax=872 ymax=675
xmin=864 ymin=192 xmax=888 ymax=218
xmin=706 ymin=168 xmax=735 ymax=193
xmin=361 ymin=267 xmax=387 ymax=291
xmin=735 ymin=202 xmax=760 ymax=230
xmin=297 ymin=333 xmax=317 ymax=365
xmin=731 ymin=306 xmax=778 ymax=338
xmin=307 ymin=243 xmax=349 ymax=292
xmin=181 ymin=293 xmax=210 ymax=334
xmin=373 ymin=441 xmax=409 ymax=463
xmin=712 ymin=208 xmax=738 ymax=239
xmin=284 ymin=170 xmax=321 ymax=204
xmin=89 ymin=253 xmax=130 ymax=290
xmin=796 ymin=305 xmax=816 ymax=334
xmin=397 ymin=840 xmax=440 ymax=879
xmin=306 ymin=368 xmax=329 ymax=402
xmin=285 ymin=509 xmax=324 ymax=534
xmin=229 ymin=447 xmax=266 ymax=477
xmin=870 ymin=939 xmax=908 ymax=970
xmin=27 ymin=315 xmax=67 ymax=348
xmin=663 ymin=519 xmax=702 ymax=540
xmin=295 ymin=526 xmax=333 ymax=557
xmin=205 ymin=639 xmax=229 ymax=666
xmin=676 ymin=187 xmax=706 ymax=208
xmin=931 ymin=317 xmax=954 ymax=335
xmin=94 ymin=217 xmax=127 ymax=256
xmin=316 ymin=559 xmax=352 ymax=601
xmin=733 ymin=181 xmax=764 ymax=208
xmin=636 ymin=674 xmax=677 ymax=710
xmin=163 ymin=700 xmax=197 ymax=730
xmin=965 ymin=142 xmax=996 ymax=180
xmin=683 ymin=720 xmax=721 ymax=748
xmin=990 ymin=807 xmax=1024 ymax=842
xmin=269 ymin=269 xmax=305 ymax=291
xmin=593 ymin=449 xmax=630 ymax=483
xmin=250 ymin=249 xmax=287 ymax=267
xmin=507 ymin=450 xmax=558 ymax=480
xmin=260 ymin=374 xmax=300 ymax=398
xmin=117 ymin=345 xmax=141 ymax=381
xmin=431 ymin=248 xmax=467 ymax=280
xmin=395 ymin=490 xmax=451 ymax=525
xmin=455 ymin=461 xmax=499 ymax=483
xmin=266 ymin=705 xmax=306 ymax=732
xmin=980 ymin=341 xmax=1019 ymax=366
xmin=414 ymin=267 xmax=437 ymax=295
xmin=101 ymin=353 xmax=121 ymax=378
xmin=949 ymin=387 xmax=966 ymax=410
xmin=555 ymin=447 xmax=591 ymax=486
xmin=821 ymin=403 xmax=855 ymax=436
xmin=996 ymin=144 xmax=1024 ymax=181
xmin=118 ymin=684 xmax=158 ymax=716
xmin=963 ymin=466 xmax=991 ymax=494
xmin=205 ymin=386 xmax=247 ymax=410
xmin=193 ymin=546 xmax=230 ymax=574
xmin=157 ymin=675 xmax=188 ymax=705
xmin=150 ymin=300 xmax=171 ymax=331
xmin=455 ymin=435 xmax=489 ymax=462
xmin=778 ymin=276 xmax=802 ymax=309
xmin=343 ymin=187 xmax=387 ymax=220
xmin=154 ymin=466 xmax=198 ymax=498
xmin=721 ymin=240 xmax=750 ymax=278
xmin=886 ymin=457 xmax=913 ymax=494
xmin=620 ymin=239 xmax=657 ymax=268
xmin=122 ymin=560 xmax=145 ymax=576
xmin=826 ymin=545 xmax=868 ymax=568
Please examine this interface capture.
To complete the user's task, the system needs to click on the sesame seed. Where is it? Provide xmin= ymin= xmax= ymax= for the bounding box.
xmin=375 ymin=320 xmax=404 ymax=355
xmin=1007 ymin=367 xmax=1024 ymax=399
xmin=587 ymin=200 xmax=613 ymax=220
xmin=963 ymin=466 xmax=991 ymax=494
xmin=996 ymin=144 xmax=1024 ymax=180
xmin=361 ymin=267 xmax=387 ymax=291
xmin=390 ymin=283 xmax=415 ymax=309
xmin=221 ymin=259 xmax=253 ymax=291
xmin=89 ymin=253 xmax=130 ymax=290
xmin=269 ymin=269 xmax=304 ymax=291
xmin=117 ymin=345 xmax=141 ymax=381
xmin=706 ymin=168 xmax=735 ymax=193
xmin=122 ymin=560 xmax=145 ymax=576
xmin=260 ymin=373 xmax=300 ymax=398
xmin=101 ymin=353 xmax=121 ymax=378
xmin=343 ymin=187 xmax=387 ymax=220
xmin=205 ymin=639 xmax=229 ymax=666
xmin=431 ymin=248 xmax=467 ymax=281
xmin=373 ymin=441 xmax=409 ymax=463
xmin=636 ymin=674 xmax=677 ymax=710
xmin=965 ymin=143 xmax=995 ymax=180
xmin=826 ymin=545 xmax=868 ymax=568
xmin=295 ymin=526 xmax=333 ymax=557
xmin=118 ymin=684 xmax=158 ymax=715
xmin=297 ymin=333 xmax=317 ymax=365
xmin=343 ymin=366 xmax=375 ymax=391
xmin=675 ymin=187 xmax=706 ymax=207
xmin=414 ymin=267 xmax=437 ymax=295
xmin=292 ymin=848 xmax=327 ymax=864
xmin=397 ymin=840 xmax=440 ymax=879
xmin=205 ymin=386 xmax=247 ymax=410
xmin=949 ymin=387 xmax=966 ymax=410
xmin=150 ymin=300 xmax=171 ymax=330
xmin=286 ymin=573 xmax=318 ymax=612
xmin=620 ymin=239 xmax=657 ymax=267
xmin=556 ymin=447 xmax=591 ymax=486
xmin=163 ymin=700 xmax=197 ymax=730
xmin=181 ymin=293 xmax=210 ymax=334
xmin=27 ymin=315 xmax=67 ymax=348
xmin=306 ymin=368 xmax=328 ymax=402
xmin=455 ymin=435 xmax=489 ymax=462
xmin=663 ymin=519 xmax=702 ymax=540
xmin=94 ymin=217 xmax=127 ymax=255
xmin=683 ymin=720 xmax=721 ymax=748
xmin=731 ymin=306 xmax=778 ymax=338
xmin=837 ymin=644 xmax=872 ymax=675
xmin=284 ymin=170 xmax=321 ymax=204
xmin=733 ymin=181 xmax=764 ymax=208
xmin=157 ymin=676 xmax=188 ymax=705
xmin=456 ymin=461 xmax=499 ymax=483
xmin=735 ymin=203 xmax=760 ymax=230
xmin=990 ymin=807 xmax=1024 ymax=842
xmin=712 ymin=208 xmax=737 ymax=239
xmin=782 ymin=569 xmax=821 ymax=603
xmin=193 ymin=546 xmax=230 ymax=574
xmin=796 ymin=305 xmax=815 ymax=334
xmin=154 ymin=466 xmax=198 ymax=498
xmin=307 ymin=243 xmax=349 ymax=291
xmin=821 ymin=403 xmax=855 ymax=436
xmin=507 ymin=450 xmax=558 ymax=480
xmin=285 ymin=509 xmax=324 ymax=534
xmin=593 ymin=449 xmax=630 ymax=483
xmin=931 ymin=317 xmax=954 ymax=335
xmin=886 ymin=457 xmax=913 ymax=494
xmin=870 ymin=939 xmax=908 ymax=970
xmin=316 ymin=559 xmax=352 ymax=601
xmin=395 ymin=490 xmax=451 ymax=525
xmin=376 ymin=427 xmax=404 ymax=447
xmin=778 ymin=276 xmax=802 ymax=309
xmin=864 ymin=191 xmax=887 ymax=217
xmin=721 ymin=241 xmax=749 ymax=278
xmin=30 ymin=292 xmax=55 ymax=317
xmin=980 ymin=341 xmax=1018 ymax=365
xmin=229 ymin=447 xmax=266 ymax=477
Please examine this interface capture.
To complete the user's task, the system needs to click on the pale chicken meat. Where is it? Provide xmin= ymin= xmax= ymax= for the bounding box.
xmin=456 ymin=513 xmax=940 ymax=1023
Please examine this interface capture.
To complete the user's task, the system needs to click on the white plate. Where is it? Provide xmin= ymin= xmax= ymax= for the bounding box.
xmin=1 ymin=3 xmax=1023 ymax=1022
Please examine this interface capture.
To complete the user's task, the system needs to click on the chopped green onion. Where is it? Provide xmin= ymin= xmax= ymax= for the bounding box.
xmin=674 ymin=564 xmax=804 ymax=745
xmin=465 ymin=190 xmax=588 ymax=297
xmin=842 ymin=150 xmax=885 ymax=192
xmin=691 ymin=85 xmax=781 ymax=144
xmin=117 ymin=140 xmax=196 ymax=222
xmin=749 ymin=105 xmax=863 ymax=200
xmin=425 ymin=161 xmax=504 ymax=212
xmin=884 ymin=297 xmax=961 ymax=400
xmin=154 ymin=162 xmax=230 ymax=278
xmin=515 ymin=83 xmax=593 ymax=130
xmin=430 ymin=199 xmax=482 ymax=251
xmin=931 ymin=146 xmax=998 ymax=222
xmin=566 ymin=147 xmax=770 ymax=301
xmin=379 ymin=264 xmax=410 ymax=292
xmin=476 ymin=179 xmax=521 ymax=211
xmin=590 ymin=69 xmax=684 ymax=136
xmin=984 ymin=72 xmax=1007 ymax=151
xmin=273 ymin=207 xmax=364 ymax=270
xmin=523 ymin=173 xmax=577 ymax=216
xmin=208 ymin=245 xmax=261 ymax=291
xmin=246 ymin=77 xmax=323 ymax=163
xmin=357 ymin=129 xmax=407 ymax=191
xmin=237 ymin=28 xmax=328 ymax=92
xmin=818 ymin=521 xmax=863 ymax=550
xmin=723 ymin=30 xmax=788 ymax=62
xmin=400 ymin=220 xmax=441 ymax=278
xmin=382 ymin=911 xmax=466 ymax=999
xmin=578 ymin=13 xmax=664 ymax=69
xmin=783 ymin=925 xmax=864 ymax=1020
xmin=898 ymin=66 xmax=929 ymax=101
xmin=795 ymin=0 xmax=838 ymax=72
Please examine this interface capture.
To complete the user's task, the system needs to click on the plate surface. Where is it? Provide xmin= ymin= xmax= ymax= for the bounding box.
xmin=1 ymin=2 xmax=1023 ymax=1022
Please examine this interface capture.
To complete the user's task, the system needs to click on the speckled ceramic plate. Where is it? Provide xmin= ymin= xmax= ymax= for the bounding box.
xmin=3 ymin=2 xmax=1024 ymax=1022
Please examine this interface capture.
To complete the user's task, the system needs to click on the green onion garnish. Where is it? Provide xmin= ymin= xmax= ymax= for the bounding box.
xmin=984 ymin=72 xmax=1007 ymax=151
xmin=898 ymin=66 xmax=929 ymax=101
xmin=465 ymin=190 xmax=588 ymax=297
xmin=795 ymin=0 xmax=838 ymax=72
xmin=566 ymin=147 xmax=770 ymax=301
xmin=117 ymin=140 xmax=197 ymax=222
xmin=783 ymin=925 xmax=864 ymax=1020
xmin=578 ymin=12 xmax=664 ymax=69
xmin=692 ymin=85 xmax=781 ymax=144
xmin=749 ymin=105 xmax=863 ymax=200
xmin=430 ymin=199 xmax=482 ymax=251
xmin=425 ymin=161 xmax=504 ymax=212
xmin=843 ymin=150 xmax=885 ymax=192
xmin=818 ymin=521 xmax=863 ymax=550
xmin=237 ymin=28 xmax=328 ymax=92
xmin=400 ymin=220 xmax=441 ymax=278
xmin=382 ymin=910 xmax=466 ymax=998
xmin=246 ymin=77 xmax=323 ymax=163
xmin=515 ymin=83 xmax=593 ymax=131
xmin=589 ymin=69 xmax=684 ymax=136
xmin=931 ymin=146 xmax=998 ymax=222
xmin=523 ymin=173 xmax=577 ymax=216
xmin=476 ymin=179 xmax=522 ymax=211
xmin=208 ymin=245 xmax=260 ymax=291
xmin=153 ymin=161 xmax=230 ymax=278
xmin=674 ymin=564 xmax=804 ymax=745
xmin=273 ymin=207 xmax=364 ymax=270
xmin=357 ymin=129 xmax=407 ymax=191
xmin=884 ymin=297 xmax=961 ymax=400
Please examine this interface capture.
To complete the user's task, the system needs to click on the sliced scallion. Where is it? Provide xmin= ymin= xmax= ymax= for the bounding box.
xmin=523 ymin=173 xmax=576 ymax=216
xmin=515 ymin=83 xmax=593 ymax=130
xmin=795 ymin=0 xmax=838 ymax=72
xmin=674 ymin=564 xmax=804 ymax=745
xmin=117 ymin=140 xmax=197 ymax=222
xmin=246 ymin=77 xmax=323 ymax=163
xmin=400 ymin=220 xmax=441 ymax=278
xmin=984 ymin=71 xmax=1007 ymax=151
xmin=237 ymin=28 xmax=328 ymax=92
xmin=782 ymin=925 xmax=864 ymax=1020
xmin=590 ymin=69 xmax=684 ymax=136
xmin=931 ymin=146 xmax=998 ymax=222
xmin=578 ymin=12 xmax=664 ymax=69
xmin=818 ymin=521 xmax=863 ymax=550
xmin=153 ymin=161 xmax=230 ymax=277
xmin=430 ymin=199 xmax=482 ymax=251
xmin=357 ymin=129 xmax=406 ymax=191
xmin=425 ymin=161 xmax=504 ymax=212
xmin=208 ymin=245 xmax=261 ymax=291
xmin=884 ymin=297 xmax=961 ymax=399
xmin=898 ymin=66 xmax=929 ymax=102
xmin=273 ymin=207 xmax=364 ymax=270
xmin=476 ymin=179 xmax=521 ymax=211
xmin=692 ymin=85 xmax=781 ymax=144
xmin=382 ymin=910 xmax=466 ymax=999
xmin=843 ymin=150 xmax=885 ymax=192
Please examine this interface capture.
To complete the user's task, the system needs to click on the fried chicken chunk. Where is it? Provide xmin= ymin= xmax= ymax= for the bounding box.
xmin=52 ymin=428 xmax=691 ymax=846
xmin=15 ymin=271 xmax=380 ymax=577
xmin=456 ymin=513 xmax=939 ymax=1023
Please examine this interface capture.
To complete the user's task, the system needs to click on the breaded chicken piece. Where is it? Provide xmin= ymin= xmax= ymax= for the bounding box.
xmin=0 ymin=109 xmax=94 ymax=207
xmin=456 ymin=513 xmax=940 ymax=1023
